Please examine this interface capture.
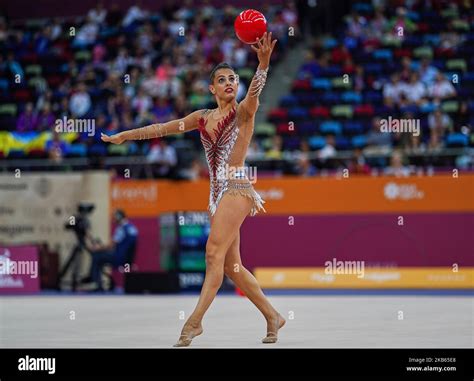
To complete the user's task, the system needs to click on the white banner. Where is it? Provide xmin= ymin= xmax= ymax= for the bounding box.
xmin=0 ymin=171 xmax=110 ymax=271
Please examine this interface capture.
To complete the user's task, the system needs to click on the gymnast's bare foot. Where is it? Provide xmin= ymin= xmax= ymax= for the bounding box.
xmin=262 ymin=312 xmax=286 ymax=344
xmin=173 ymin=320 xmax=203 ymax=347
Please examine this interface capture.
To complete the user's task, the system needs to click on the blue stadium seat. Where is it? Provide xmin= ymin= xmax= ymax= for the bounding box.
xmin=463 ymin=72 xmax=474 ymax=82
xmin=406 ymin=11 xmax=421 ymax=21
xmin=352 ymin=135 xmax=368 ymax=148
xmin=311 ymin=78 xmax=332 ymax=90
xmin=288 ymin=107 xmax=309 ymax=120
xmin=423 ymin=34 xmax=441 ymax=45
xmin=403 ymin=35 xmax=423 ymax=47
xmin=446 ymin=133 xmax=469 ymax=147
xmin=322 ymin=37 xmax=338 ymax=49
xmin=88 ymin=144 xmax=107 ymax=156
xmin=364 ymin=63 xmax=383 ymax=75
xmin=309 ymin=136 xmax=326 ymax=150
xmin=280 ymin=94 xmax=298 ymax=108
xmin=365 ymin=91 xmax=383 ymax=104
xmin=373 ymin=49 xmax=393 ymax=61
xmin=322 ymin=92 xmax=340 ymax=104
xmin=344 ymin=121 xmax=364 ymax=135
xmin=8 ymin=149 xmax=26 ymax=158
xmin=420 ymin=103 xmax=436 ymax=113
xmin=335 ymin=136 xmax=351 ymax=150
xmin=341 ymin=91 xmax=362 ymax=104
xmin=353 ymin=3 xmax=373 ymax=13
xmin=298 ymin=121 xmax=318 ymax=135
xmin=128 ymin=142 xmax=139 ymax=155
xmin=67 ymin=143 xmax=87 ymax=157
xmin=320 ymin=121 xmax=342 ymax=135
xmin=321 ymin=66 xmax=343 ymax=77
xmin=297 ymin=93 xmax=319 ymax=106
xmin=283 ymin=136 xmax=301 ymax=150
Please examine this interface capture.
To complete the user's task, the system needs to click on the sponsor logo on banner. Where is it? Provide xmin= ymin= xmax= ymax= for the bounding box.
xmin=0 ymin=246 xmax=40 ymax=293
xmin=384 ymin=182 xmax=424 ymax=200
xmin=256 ymin=188 xmax=284 ymax=200
xmin=254 ymin=267 xmax=474 ymax=289
xmin=111 ymin=182 xmax=158 ymax=203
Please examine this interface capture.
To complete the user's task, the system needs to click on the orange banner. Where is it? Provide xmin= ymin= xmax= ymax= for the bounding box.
xmin=111 ymin=174 xmax=474 ymax=217
xmin=254 ymin=267 xmax=474 ymax=289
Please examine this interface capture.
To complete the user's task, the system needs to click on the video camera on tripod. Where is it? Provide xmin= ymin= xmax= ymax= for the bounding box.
xmin=59 ymin=202 xmax=96 ymax=291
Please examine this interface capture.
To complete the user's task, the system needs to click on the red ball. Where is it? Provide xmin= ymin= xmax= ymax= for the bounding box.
xmin=234 ymin=9 xmax=267 ymax=45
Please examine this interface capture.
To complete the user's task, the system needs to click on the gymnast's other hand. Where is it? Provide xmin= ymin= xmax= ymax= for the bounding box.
xmin=101 ymin=132 xmax=126 ymax=144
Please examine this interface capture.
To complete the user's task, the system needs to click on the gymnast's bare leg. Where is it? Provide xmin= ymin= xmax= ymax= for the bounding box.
xmin=223 ymin=231 xmax=286 ymax=343
xmin=174 ymin=193 xmax=253 ymax=347
xmin=174 ymin=193 xmax=285 ymax=346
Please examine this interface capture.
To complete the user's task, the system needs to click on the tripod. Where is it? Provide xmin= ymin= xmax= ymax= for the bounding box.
xmin=58 ymin=241 xmax=87 ymax=291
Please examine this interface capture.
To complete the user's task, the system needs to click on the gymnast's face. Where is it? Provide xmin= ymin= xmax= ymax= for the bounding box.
xmin=209 ymin=69 xmax=239 ymax=101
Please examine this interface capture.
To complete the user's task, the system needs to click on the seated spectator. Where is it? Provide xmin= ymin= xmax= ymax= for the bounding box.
xmin=300 ymin=50 xmax=322 ymax=78
xmin=146 ymin=139 xmax=177 ymax=178
xmin=46 ymin=130 xmax=69 ymax=161
xmin=418 ymin=58 xmax=438 ymax=87
xmin=16 ymin=102 xmax=38 ymax=132
xmin=428 ymin=109 xmax=452 ymax=134
xmin=383 ymin=73 xmax=404 ymax=106
xmin=367 ymin=117 xmax=392 ymax=147
xmin=87 ymin=2 xmax=107 ymax=24
xmin=387 ymin=7 xmax=417 ymax=38
xmin=180 ymin=158 xmax=207 ymax=181
xmin=37 ymin=103 xmax=55 ymax=131
xmin=132 ymin=88 xmax=152 ymax=114
xmin=152 ymin=97 xmax=173 ymax=123
xmin=345 ymin=10 xmax=367 ymax=39
xmin=73 ymin=15 xmax=99 ymax=48
xmin=353 ymin=65 xmax=365 ymax=92
xmin=401 ymin=72 xmax=426 ymax=105
xmin=439 ymin=21 xmax=464 ymax=53
xmin=399 ymin=57 xmax=413 ymax=82
xmin=348 ymin=148 xmax=370 ymax=175
xmin=123 ymin=3 xmax=148 ymax=27
xmin=454 ymin=101 xmax=471 ymax=132
xmin=370 ymin=8 xmax=388 ymax=40
xmin=384 ymin=150 xmax=411 ymax=177
xmin=297 ymin=156 xmax=317 ymax=177
xmin=428 ymin=72 xmax=456 ymax=101
xmin=332 ymin=43 xmax=351 ymax=65
xmin=265 ymin=135 xmax=283 ymax=160
xmin=5 ymin=51 xmax=24 ymax=80
xmin=318 ymin=135 xmax=336 ymax=160
xmin=247 ymin=139 xmax=265 ymax=161
xmin=403 ymin=132 xmax=426 ymax=155
xmin=69 ymin=82 xmax=92 ymax=118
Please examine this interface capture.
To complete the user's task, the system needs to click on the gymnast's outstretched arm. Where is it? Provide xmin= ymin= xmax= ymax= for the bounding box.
xmin=101 ymin=109 xmax=204 ymax=144
xmin=239 ymin=31 xmax=277 ymax=116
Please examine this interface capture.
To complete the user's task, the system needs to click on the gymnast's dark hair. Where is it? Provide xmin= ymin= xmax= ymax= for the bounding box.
xmin=209 ymin=62 xmax=235 ymax=83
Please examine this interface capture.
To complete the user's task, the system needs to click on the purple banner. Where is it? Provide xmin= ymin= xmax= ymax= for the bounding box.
xmin=0 ymin=245 xmax=40 ymax=294
xmin=240 ymin=213 xmax=474 ymax=270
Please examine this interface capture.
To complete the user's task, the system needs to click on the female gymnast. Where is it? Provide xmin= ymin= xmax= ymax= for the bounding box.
xmin=101 ymin=32 xmax=285 ymax=347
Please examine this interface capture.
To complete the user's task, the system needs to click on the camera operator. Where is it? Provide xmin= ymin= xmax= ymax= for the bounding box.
xmin=87 ymin=209 xmax=138 ymax=291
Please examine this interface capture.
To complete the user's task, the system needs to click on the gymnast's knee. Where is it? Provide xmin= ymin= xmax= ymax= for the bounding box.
xmin=205 ymin=240 xmax=225 ymax=270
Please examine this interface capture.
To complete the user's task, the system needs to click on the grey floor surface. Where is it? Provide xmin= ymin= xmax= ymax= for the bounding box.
xmin=1 ymin=295 xmax=472 ymax=348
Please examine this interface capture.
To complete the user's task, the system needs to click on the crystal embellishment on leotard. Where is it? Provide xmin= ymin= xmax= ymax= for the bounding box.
xmin=198 ymin=107 xmax=266 ymax=217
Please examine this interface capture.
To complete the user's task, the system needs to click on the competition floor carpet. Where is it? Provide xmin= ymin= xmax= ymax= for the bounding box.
xmin=1 ymin=294 xmax=472 ymax=348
